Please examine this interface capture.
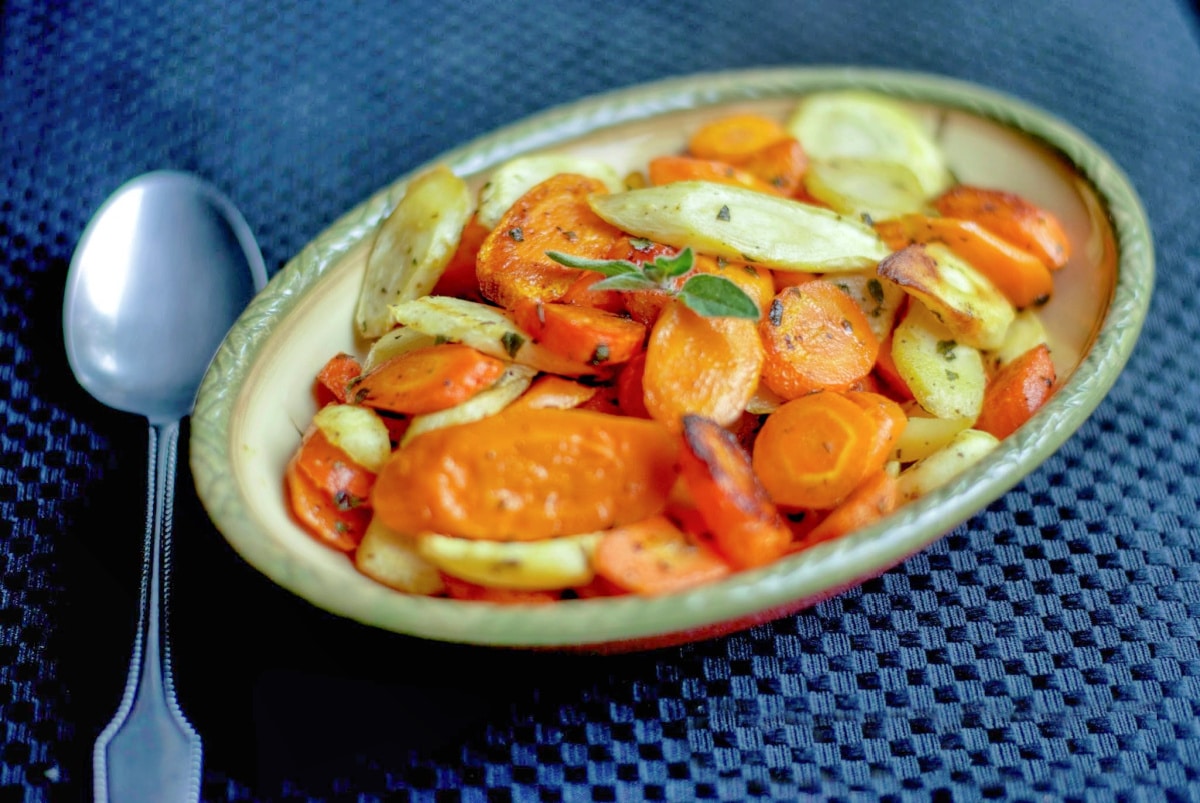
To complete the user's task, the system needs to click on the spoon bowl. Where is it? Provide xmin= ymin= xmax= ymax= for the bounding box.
xmin=64 ymin=170 xmax=266 ymax=801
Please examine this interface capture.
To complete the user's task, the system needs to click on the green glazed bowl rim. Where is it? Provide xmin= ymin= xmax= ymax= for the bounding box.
xmin=191 ymin=66 xmax=1154 ymax=649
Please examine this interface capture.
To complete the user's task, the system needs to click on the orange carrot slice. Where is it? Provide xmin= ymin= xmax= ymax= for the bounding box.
xmin=511 ymin=298 xmax=647 ymax=367
xmin=974 ymin=342 xmax=1057 ymax=438
xmin=758 ymin=280 xmax=880 ymax=400
xmin=615 ymin=351 xmax=651 ymax=418
xmin=593 ymin=515 xmax=732 ymax=596
xmin=845 ymin=390 xmax=908 ymax=473
xmin=507 ymin=374 xmax=598 ymax=412
xmin=740 ymin=137 xmax=809 ymax=197
xmin=752 ymin=391 xmax=876 ymax=509
xmin=475 ymin=173 xmax=625 ymax=309
xmin=351 ymin=343 xmax=507 ymax=415
xmin=647 ymin=155 xmax=784 ymax=195
xmin=679 ymin=414 xmax=792 ymax=568
xmin=686 ymin=113 xmax=791 ymax=164
xmin=431 ymin=213 xmax=488 ymax=302
xmin=643 ymin=299 xmax=764 ymax=431
xmin=795 ymin=469 xmax=899 ymax=551
xmin=292 ymin=425 xmax=376 ymax=505
xmin=933 ymin=185 xmax=1071 ymax=270
xmin=315 ymin=352 xmax=362 ymax=406
xmin=372 ymin=407 xmax=679 ymax=540
xmin=285 ymin=452 xmax=371 ymax=552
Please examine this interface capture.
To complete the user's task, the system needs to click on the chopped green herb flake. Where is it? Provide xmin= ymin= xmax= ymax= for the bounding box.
xmin=501 ymin=331 xmax=525 ymax=358
xmin=867 ymin=278 xmax=885 ymax=306
xmin=508 ymin=227 xmax=524 ymax=242
xmin=717 ymin=205 xmax=731 ymax=222
xmin=590 ymin=343 xmax=610 ymax=365
xmin=768 ymin=298 xmax=784 ymax=327
xmin=936 ymin=339 xmax=958 ymax=360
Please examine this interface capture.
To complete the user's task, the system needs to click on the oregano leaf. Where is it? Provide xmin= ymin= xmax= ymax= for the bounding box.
xmin=677 ymin=274 xmax=760 ymax=319
xmin=544 ymin=250 xmax=640 ymax=277
xmin=589 ymin=273 xmax=660 ymax=292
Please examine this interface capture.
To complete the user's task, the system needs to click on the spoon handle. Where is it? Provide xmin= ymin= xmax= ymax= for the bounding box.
xmin=94 ymin=420 xmax=203 ymax=803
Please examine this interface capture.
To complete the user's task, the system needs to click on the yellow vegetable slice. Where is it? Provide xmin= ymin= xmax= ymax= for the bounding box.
xmin=891 ymin=300 xmax=987 ymax=421
xmin=416 ymin=531 xmax=602 ymax=591
xmin=803 ymin=157 xmax=929 ymax=221
xmin=587 ymin=181 xmax=891 ymax=273
xmin=355 ymin=165 xmax=473 ymax=339
xmin=786 ymin=90 xmax=952 ymax=197
xmin=825 ymin=270 xmax=908 ymax=343
xmin=985 ymin=309 xmax=1049 ymax=371
xmin=310 ymin=403 xmax=391 ymax=473
xmin=477 ymin=153 xmax=623 ymax=230
xmin=400 ymin=363 xmax=536 ymax=447
xmin=879 ymin=243 xmax=1015 ymax=351
xmin=355 ymin=519 xmax=446 ymax=595
xmin=890 ymin=409 xmax=974 ymax=464
xmin=896 ymin=428 xmax=1000 ymax=502
xmin=362 ymin=326 xmax=439 ymax=371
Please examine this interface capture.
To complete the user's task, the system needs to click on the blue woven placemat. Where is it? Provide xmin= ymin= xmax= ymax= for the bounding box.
xmin=3 ymin=1 xmax=1199 ymax=800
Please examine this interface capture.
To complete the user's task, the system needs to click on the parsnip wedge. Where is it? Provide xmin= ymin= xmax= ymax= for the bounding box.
xmin=363 ymin=326 xmax=439 ymax=372
xmin=355 ymin=519 xmax=446 ymax=595
xmin=896 ymin=428 xmax=1000 ymax=502
xmin=355 ymin=165 xmax=473 ymax=339
xmin=803 ymin=157 xmax=929 ymax=221
xmin=416 ymin=531 xmax=602 ymax=591
xmin=477 ymin=153 xmax=623 ymax=230
xmin=388 ymin=295 xmax=596 ymax=376
xmin=311 ymin=403 xmax=391 ymax=473
xmin=825 ymin=270 xmax=908 ymax=343
xmin=985 ymin=309 xmax=1048 ymax=371
xmin=786 ymin=90 xmax=952 ymax=197
xmin=891 ymin=300 xmax=986 ymax=421
xmin=879 ymin=243 xmax=1014 ymax=351
xmin=401 ymin=363 xmax=536 ymax=446
xmin=890 ymin=410 xmax=974 ymax=464
xmin=587 ymin=181 xmax=891 ymax=273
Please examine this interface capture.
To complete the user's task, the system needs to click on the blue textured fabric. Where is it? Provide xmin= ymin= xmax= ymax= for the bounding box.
xmin=3 ymin=1 xmax=1200 ymax=800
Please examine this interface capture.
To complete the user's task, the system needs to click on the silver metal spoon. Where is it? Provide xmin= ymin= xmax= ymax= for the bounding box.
xmin=64 ymin=171 xmax=267 ymax=802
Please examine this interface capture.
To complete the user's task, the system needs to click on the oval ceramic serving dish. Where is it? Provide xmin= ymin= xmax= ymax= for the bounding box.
xmin=190 ymin=67 xmax=1152 ymax=651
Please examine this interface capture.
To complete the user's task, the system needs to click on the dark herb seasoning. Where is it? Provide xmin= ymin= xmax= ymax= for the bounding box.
xmin=508 ymin=227 xmax=524 ymax=242
xmin=591 ymin=343 xmax=611 ymax=365
xmin=936 ymin=339 xmax=958 ymax=360
xmin=717 ymin=205 xmax=731 ymax=221
xmin=501 ymin=331 xmax=525 ymax=358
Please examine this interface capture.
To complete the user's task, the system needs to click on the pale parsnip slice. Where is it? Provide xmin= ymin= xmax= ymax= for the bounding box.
xmin=587 ymin=181 xmax=891 ymax=273
xmin=355 ymin=518 xmax=446 ymax=595
xmin=879 ymin=242 xmax=1015 ymax=351
xmin=363 ymin=326 xmax=440 ymax=371
xmin=890 ymin=410 xmax=974 ymax=464
xmin=311 ymin=403 xmax=391 ymax=473
xmin=477 ymin=153 xmax=623 ymax=230
xmin=416 ymin=531 xmax=602 ymax=591
xmin=388 ymin=295 xmax=595 ymax=376
xmin=985 ymin=308 xmax=1049 ymax=371
xmin=401 ymin=363 xmax=536 ymax=447
xmin=803 ymin=157 xmax=929 ymax=222
xmin=355 ymin=165 xmax=473 ymax=339
xmin=745 ymin=382 xmax=786 ymax=415
xmin=826 ymin=270 xmax=908 ymax=343
xmin=891 ymin=300 xmax=987 ymax=421
xmin=786 ymin=90 xmax=952 ymax=197
xmin=896 ymin=428 xmax=1000 ymax=503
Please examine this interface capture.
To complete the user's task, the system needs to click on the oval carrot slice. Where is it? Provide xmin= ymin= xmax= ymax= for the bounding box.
xmin=351 ymin=343 xmax=508 ymax=415
xmin=372 ymin=407 xmax=679 ymax=540
xmin=647 ymin=155 xmax=784 ymax=196
xmin=285 ymin=454 xmax=371 ymax=552
xmin=687 ymin=113 xmax=791 ymax=164
xmin=874 ymin=214 xmax=1054 ymax=308
xmin=511 ymin=298 xmax=647 ymax=367
xmin=845 ymin=390 xmax=908 ymax=474
xmin=794 ymin=469 xmax=899 ymax=551
xmin=643 ymin=299 xmax=764 ymax=431
xmin=616 ymin=351 xmax=651 ymax=418
xmin=593 ymin=515 xmax=732 ymax=596
xmin=679 ymin=414 xmax=792 ymax=568
xmin=758 ymin=280 xmax=880 ymax=400
xmin=932 ymin=185 xmax=1071 ymax=270
xmin=315 ymin=352 xmax=363 ymax=406
xmin=752 ymin=391 xmax=875 ymax=509
xmin=693 ymin=254 xmax=774 ymax=320
xmin=740 ymin=137 xmax=809 ymax=197
xmin=973 ymin=342 xmax=1056 ymax=438
xmin=475 ymin=173 xmax=625 ymax=309
xmin=292 ymin=424 xmax=377 ymax=505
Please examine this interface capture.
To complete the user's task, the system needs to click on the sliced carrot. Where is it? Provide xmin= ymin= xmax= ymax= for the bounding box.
xmin=974 ymin=342 xmax=1056 ymax=438
xmin=648 ymin=155 xmax=784 ymax=196
xmin=372 ymin=407 xmax=679 ymax=540
xmin=740 ymin=137 xmax=809 ymax=197
xmin=752 ymin=391 xmax=875 ymax=509
xmin=643 ymin=299 xmax=764 ymax=431
xmin=845 ymin=390 xmax=907 ymax=473
xmin=475 ymin=173 xmax=625 ymax=309
xmin=350 ymin=343 xmax=507 ymax=415
xmin=604 ymin=237 xmax=681 ymax=327
xmin=593 ymin=515 xmax=733 ymax=596
xmin=686 ymin=113 xmax=791 ymax=165
xmin=874 ymin=214 xmax=1054 ymax=308
xmin=511 ymin=298 xmax=647 ymax=367
xmin=932 ymin=185 xmax=1071 ymax=270
xmin=558 ymin=270 xmax=626 ymax=313
xmin=315 ymin=352 xmax=363 ymax=406
xmin=758 ymin=280 xmax=880 ymax=400
xmin=284 ymin=453 xmax=370 ymax=552
xmin=292 ymin=424 xmax=376 ymax=505
xmin=679 ymin=414 xmax=792 ymax=568
xmin=440 ymin=574 xmax=560 ymax=604
xmin=507 ymin=374 xmax=599 ymax=412
xmin=615 ymin=351 xmax=651 ymax=418
xmin=771 ymin=269 xmax=821 ymax=293
xmin=431 ymin=213 xmax=488 ymax=302
xmin=794 ymin=469 xmax=899 ymax=551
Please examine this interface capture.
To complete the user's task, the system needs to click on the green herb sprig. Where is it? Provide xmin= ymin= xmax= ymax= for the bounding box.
xmin=545 ymin=246 xmax=759 ymax=320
